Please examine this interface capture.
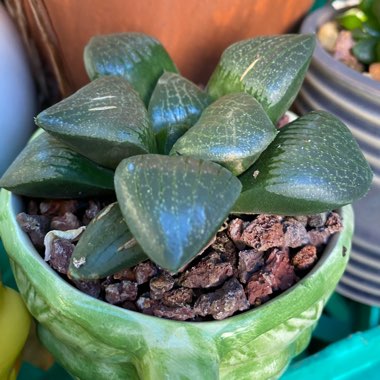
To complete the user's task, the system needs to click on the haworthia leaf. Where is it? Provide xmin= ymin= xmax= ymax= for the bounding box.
xmin=233 ymin=111 xmax=373 ymax=215
xmin=206 ymin=34 xmax=316 ymax=122
xmin=114 ymin=155 xmax=242 ymax=272
xmin=0 ymin=131 xmax=114 ymax=198
xmin=68 ymin=202 xmax=147 ymax=281
xmin=35 ymin=76 xmax=157 ymax=169
xmin=170 ymin=93 xmax=277 ymax=176
xmin=84 ymin=32 xmax=178 ymax=105
xmin=148 ymin=72 xmax=211 ymax=154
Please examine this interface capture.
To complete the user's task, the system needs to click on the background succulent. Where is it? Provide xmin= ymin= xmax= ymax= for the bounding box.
xmin=337 ymin=0 xmax=380 ymax=65
xmin=0 ymin=32 xmax=372 ymax=275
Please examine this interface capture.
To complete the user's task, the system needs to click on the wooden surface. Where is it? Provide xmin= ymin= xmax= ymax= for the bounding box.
xmin=6 ymin=0 xmax=313 ymax=99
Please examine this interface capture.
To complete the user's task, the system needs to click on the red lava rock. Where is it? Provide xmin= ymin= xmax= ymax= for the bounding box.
xmin=211 ymin=232 xmax=238 ymax=267
xmin=325 ymin=212 xmax=343 ymax=233
xmin=179 ymin=251 xmax=234 ymax=288
xmin=238 ymin=249 xmax=265 ymax=283
xmin=294 ymin=215 xmax=308 ymax=227
xmin=308 ymin=229 xmax=331 ymax=246
xmin=265 ymin=248 xmax=297 ymax=291
xmin=121 ymin=301 xmax=138 ymax=311
xmin=16 ymin=212 xmax=51 ymax=249
xmin=72 ymin=279 xmax=101 ymax=298
xmin=48 ymin=238 xmax=75 ymax=274
xmin=227 ymin=218 xmax=247 ymax=249
xmin=83 ymin=200 xmax=102 ymax=225
xmin=153 ymin=304 xmax=195 ymax=321
xmin=113 ymin=268 xmax=136 ymax=282
xmin=292 ymin=245 xmax=318 ymax=271
xmin=27 ymin=200 xmax=39 ymax=215
xmin=136 ymin=294 xmax=159 ymax=315
xmin=194 ymin=278 xmax=249 ymax=320
xmin=240 ymin=215 xmax=284 ymax=251
xmin=308 ymin=213 xmax=327 ymax=228
xmin=134 ymin=261 xmax=158 ymax=285
xmin=16 ymin=197 xmax=344 ymax=321
xmin=162 ymin=288 xmax=194 ymax=307
xmin=51 ymin=212 xmax=81 ymax=231
xmin=283 ymin=218 xmax=309 ymax=248
xmin=308 ymin=212 xmax=343 ymax=246
xmin=40 ymin=200 xmax=79 ymax=216
xmin=246 ymin=248 xmax=297 ymax=305
xmin=150 ymin=272 xmax=176 ymax=300
xmin=104 ymin=281 xmax=138 ymax=304
xmin=246 ymin=272 xmax=273 ymax=305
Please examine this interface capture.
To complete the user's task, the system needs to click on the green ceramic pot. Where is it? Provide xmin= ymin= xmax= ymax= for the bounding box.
xmin=0 ymin=189 xmax=353 ymax=380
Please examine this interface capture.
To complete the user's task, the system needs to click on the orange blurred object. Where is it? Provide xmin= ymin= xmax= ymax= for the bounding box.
xmin=5 ymin=0 xmax=312 ymax=99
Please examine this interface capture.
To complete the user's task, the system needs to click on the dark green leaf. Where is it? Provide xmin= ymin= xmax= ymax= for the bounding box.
xmin=233 ymin=111 xmax=373 ymax=215
xmin=0 ymin=131 xmax=114 ymax=198
xmin=363 ymin=19 xmax=380 ymax=37
xmin=170 ymin=93 xmax=277 ymax=176
xmin=114 ymin=155 xmax=241 ymax=272
xmin=351 ymin=28 xmax=371 ymax=40
xmin=35 ymin=76 xmax=157 ymax=169
xmin=206 ymin=34 xmax=315 ymax=122
xmin=375 ymin=39 xmax=380 ymax=60
xmin=84 ymin=32 xmax=178 ymax=105
xmin=148 ymin=72 xmax=211 ymax=154
xmin=352 ymin=38 xmax=377 ymax=64
xmin=68 ymin=202 xmax=147 ymax=281
xmin=363 ymin=0 xmax=380 ymax=26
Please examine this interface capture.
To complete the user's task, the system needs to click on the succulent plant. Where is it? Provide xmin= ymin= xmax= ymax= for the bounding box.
xmin=0 ymin=32 xmax=373 ymax=277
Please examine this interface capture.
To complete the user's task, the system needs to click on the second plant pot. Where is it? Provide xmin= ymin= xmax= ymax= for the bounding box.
xmin=295 ymin=5 xmax=380 ymax=306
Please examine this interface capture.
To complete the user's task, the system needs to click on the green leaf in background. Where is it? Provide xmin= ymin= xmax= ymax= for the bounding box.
xmin=114 ymin=155 xmax=241 ymax=272
xmin=360 ymin=0 xmax=380 ymax=27
xmin=0 ymin=131 xmax=114 ymax=198
xmin=351 ymin=28 xmax=371 ymax=40
xmin=35 ymin=76 xmax=157 ymax=169
xmin=352 ymin=37 xmax=378 ymax=63
xmin=363 ymin=20 xmax=380 ymax=37
xmin=84 ymin=32 xmax=178 ymax=105
xmin=375 ymin=39 xmax=380 ymax=60
xmin=337 ymin=8 xmax=367 ymax=31
xmin=170 ymin=93 xmax=277 ymax=176
xmin=206 ymin=34 xmax=315 ymax=122
xmin=233 ymin=111 xmax=373 ymax=215
xmin=68 ymin=202 xmax=147 ymax=281
xmin=148 ymin=72 xmax=211 ymax=154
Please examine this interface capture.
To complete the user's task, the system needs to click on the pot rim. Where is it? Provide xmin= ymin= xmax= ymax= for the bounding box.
xmin=0 ymin=189 xmax=353 ymax=335
xmin=300 ymin=5 xmax=380 ymax=95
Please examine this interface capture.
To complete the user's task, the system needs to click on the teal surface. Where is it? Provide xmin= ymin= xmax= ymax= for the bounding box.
xmin=1 ymin=240 xmax=16 ymax=290
xmin=282 ymin=327 xmax=380 ymax=380
xmin=18 ymin=363 xmax=72 ymax=380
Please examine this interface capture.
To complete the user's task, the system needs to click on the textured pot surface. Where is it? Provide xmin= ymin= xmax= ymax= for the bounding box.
xmin=0 ymin=189 xmax=353 ymax=380
xmin=295 ymin=5 xmax=380 ymax=306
